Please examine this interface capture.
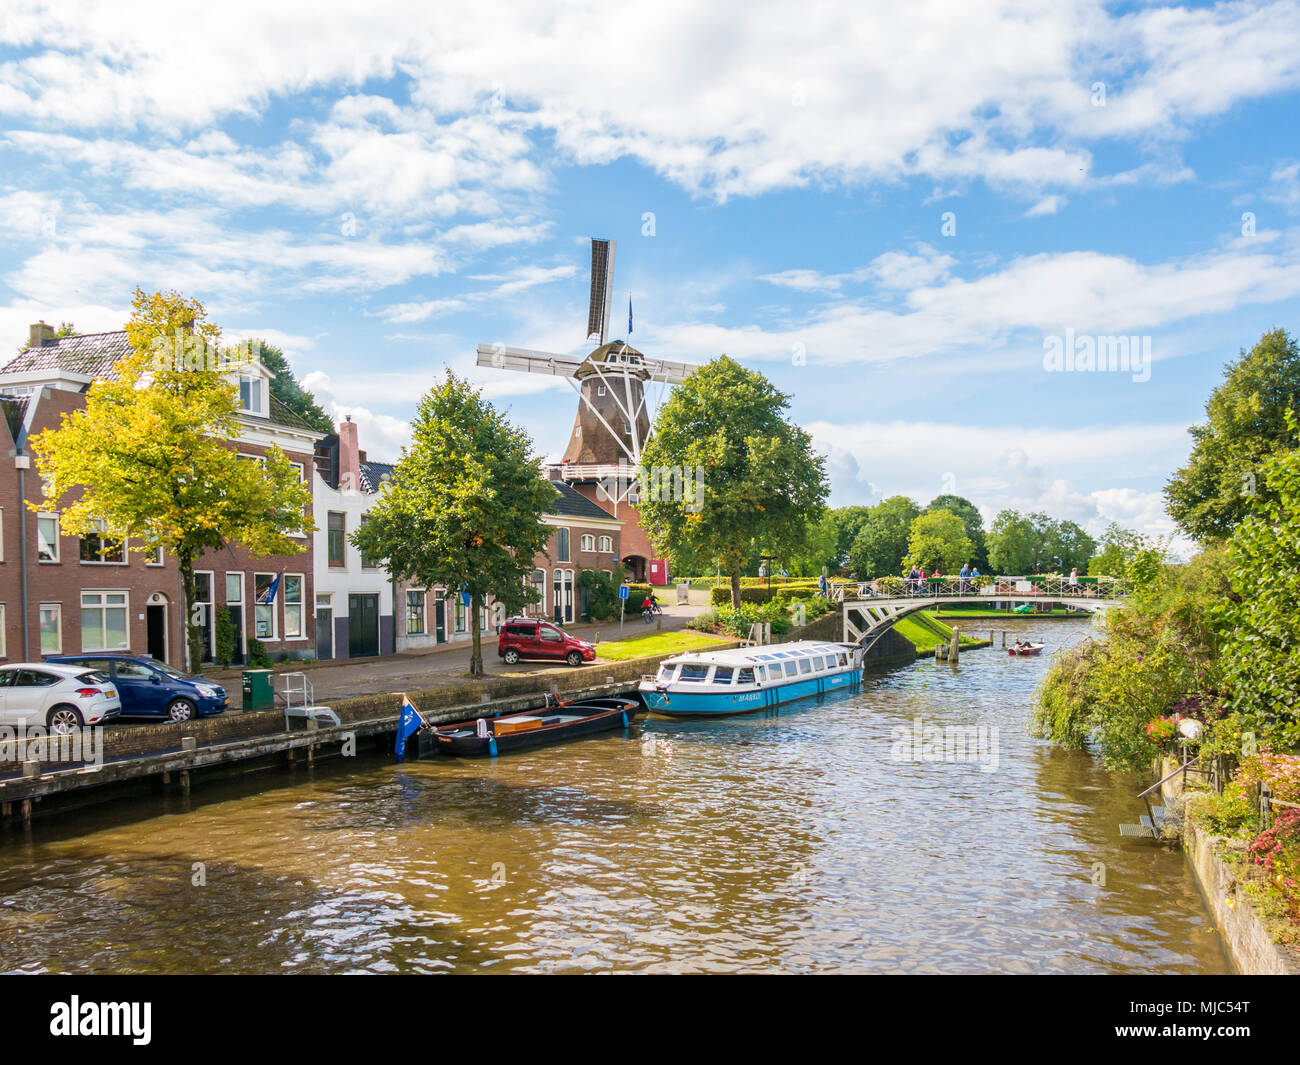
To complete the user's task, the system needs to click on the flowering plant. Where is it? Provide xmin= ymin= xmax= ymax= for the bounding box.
xmin=1144 ymin=716 xmax=1177 ymax=744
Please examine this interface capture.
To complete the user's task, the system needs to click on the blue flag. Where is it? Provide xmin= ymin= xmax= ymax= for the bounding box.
xmin=261 ymin=572 xmax=283 ymax=605
xmin=628 ymin=295 xmax=633 ymax=335
xmin=395 ymin=696 xmax=425 ymax=761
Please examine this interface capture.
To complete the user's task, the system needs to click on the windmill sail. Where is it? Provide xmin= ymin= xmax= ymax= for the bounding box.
xmin=586 ymin=238 xmax=617 ymax=344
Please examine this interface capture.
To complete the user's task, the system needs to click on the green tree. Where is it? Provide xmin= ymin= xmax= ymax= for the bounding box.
xmin=829 ymin=505 xmax=874 ymax=571
xmin=247 ymin=339 xmax=334 ymax=433
xmin=1043 ymin=517 xmax=1096 ymax=572
xmin=848 ymin=495 xmax=920 ymax=578
xmin=638 ymin=356 xmax=829 ymax=608
xmin=787 ymin=510 xmax=840 ymax=576
xmin=986 ymin=509 xmax=1035 ymax=573
xmin=29 ymin=289 xmax=313 ymax=671
xmin=351 ymin=373 xmax=555 ymax=676
xmin=923 ymin=494 xmax=987 ymax=570
xmin=904 ymin=509 xmax=973 ymax=573
xmin=1218 ymin=416 xmax=1300 ymax=752
xmin=1165 ymin=328 xmax=1300 ymax=543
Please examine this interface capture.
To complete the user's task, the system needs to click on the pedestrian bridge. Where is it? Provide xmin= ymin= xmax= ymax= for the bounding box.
xmin=838 ymin=575 xmax=1128 ymax=654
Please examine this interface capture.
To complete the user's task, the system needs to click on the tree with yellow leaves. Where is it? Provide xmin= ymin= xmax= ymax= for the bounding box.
xmin=28 ymin=289 xmax=314 ymax=669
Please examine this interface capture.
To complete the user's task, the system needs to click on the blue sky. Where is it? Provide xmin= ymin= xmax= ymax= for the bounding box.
xmin=3 ymin=0 xmax=1300 ymax=552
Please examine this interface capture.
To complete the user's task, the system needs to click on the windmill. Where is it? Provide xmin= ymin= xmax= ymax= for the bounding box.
xmin=476 ymin=238 xmax=698 ymax=497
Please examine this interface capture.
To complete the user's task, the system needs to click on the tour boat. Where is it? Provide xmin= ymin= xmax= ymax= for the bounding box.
xmin=417 ymin=696 xmax=640 ymax=757
xmin=1007 ymin=642 xmax=1044 ymax=656
xmin=639 ymin=641 xmax=862 ymax=717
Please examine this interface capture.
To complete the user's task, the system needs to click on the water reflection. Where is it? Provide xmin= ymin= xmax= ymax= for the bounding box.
xmin=0 ymin=619 xmax=1227 ymax=973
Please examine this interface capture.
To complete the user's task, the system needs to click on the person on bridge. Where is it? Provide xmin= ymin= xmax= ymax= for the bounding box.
xmin=959 ymin=563 xmax=971 ymax=594
xmin=1068 ymin=567 xmax=1080 ymax=595
xmin=908 ymin=566 xmax=921 ymax=594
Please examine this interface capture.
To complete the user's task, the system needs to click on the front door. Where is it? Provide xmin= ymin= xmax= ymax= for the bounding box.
xmin=316 ymin=609 xmax=333 ymax=659
xmin=348 ymin=594 xmax=379 ymax=657
xmin=434 ymin=599 xmax=446 ymax=643
xmin=146 ymin=604 xmax=167 ymax=662
xmin=226 ymin=605 xmax=244 ymax=665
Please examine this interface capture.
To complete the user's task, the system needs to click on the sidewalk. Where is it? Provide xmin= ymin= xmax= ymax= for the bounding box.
xmin=210 ymin=600 xmax=709 ymax=705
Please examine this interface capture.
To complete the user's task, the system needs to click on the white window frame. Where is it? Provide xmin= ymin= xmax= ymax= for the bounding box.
xmin=282 ymin=573 xmax=304 ymax=639
xmin=193 ymin=569 xmax=215 ymax=660
xmin=79 ymin=521 xmax=127 ymax=565
xmin=580 ymin=534 xmax=595 ymax=552
xmin=254 ymin=572 xmax=279 ymax=641
xmin=599 ymin=535 xmax=612 ymax=553
xmin=37 ymin=513 xmax=59 ymax=563
xmin=238 ymin=373 xmax=264 ymax=415
xmin=80 ymin=590 xmax=130 ymax=652
xmin=39 ymin=602 xmax=62 ymax=654
xmin=454 ymin=596 xmax=467 ymax=633
xmin=0 ymin=603 xmax=5 ymax=657
xmin=144 ymin=544 xmax=164 ymax=566
xmin=406 ymin=589 xmax=427 ymax=635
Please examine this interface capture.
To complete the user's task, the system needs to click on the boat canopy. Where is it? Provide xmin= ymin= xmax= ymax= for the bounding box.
xmin=660 ymin=641 xmax=852 ymax=669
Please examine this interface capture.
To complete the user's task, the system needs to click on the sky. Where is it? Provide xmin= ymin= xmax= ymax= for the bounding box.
xmin=2 ymin=0 xmax=1299 ymax=555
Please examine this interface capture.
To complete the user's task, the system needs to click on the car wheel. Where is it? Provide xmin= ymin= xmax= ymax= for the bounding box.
xmin=566 ymin=651 xmax=583 ymax=667
xmin=166 ymin=698 xmax=197 ymax=723
xmin=503 ymin=649 xmax=521 ymax=665
xmin=47 ymin=705 xmax=84 ymax=734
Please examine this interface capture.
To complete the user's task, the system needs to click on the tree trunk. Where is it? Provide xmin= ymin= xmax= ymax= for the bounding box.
xmin=469 ymin=591 xmax=483 ymax=677
xmin=178 ymin=550 xmax=201 ymax=673
xmin=730 ymin=567 xmax=742 ymax=609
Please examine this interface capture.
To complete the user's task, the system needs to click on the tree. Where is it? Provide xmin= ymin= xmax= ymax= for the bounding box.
xmin=848 ymin=495 xmax=919 ymax=578
xmin=923 ymin=494 xmax=987 ymax=570
xmin=1043 ymin=517 xmax=1096 ymax=572
xmin=829 ymin=505 xmax=874 ymax=571
xmin=1165 ymin=328 xmax=1300 ymax=543
xmin=248 ymin=339 xmax=334 ymax=434
xmin=351 ymin=373 xmax=555 ymax=676
xmin=904 ymin=509 xmax=973 ymax=573
xmin=986 ymin=509 xmax=1035 ymax=573
xmin=28 ymin=289 xmax=313 ymax=669
xmin=637 ymin=356 xmax=829 ymax=608
xmin=787 ymin=510 xmax=840 ymax=576
xmin=1218 ymin=415 xmax=1300 ymax=752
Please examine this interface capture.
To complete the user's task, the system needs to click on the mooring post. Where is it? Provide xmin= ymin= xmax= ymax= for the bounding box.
xmin=179 ymin=770 xmax=191 ymax=794
xmin=949 ymin=627 xmax=960 ymax=664
xmin=21 ymin=798 xmax=32 ymax=825
xmin=1001 ymin=631 xmax=1006 ymax=647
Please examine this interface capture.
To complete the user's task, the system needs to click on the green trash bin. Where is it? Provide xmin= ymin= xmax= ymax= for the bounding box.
xmin=241 ymin=668 xmax=275 ymax=711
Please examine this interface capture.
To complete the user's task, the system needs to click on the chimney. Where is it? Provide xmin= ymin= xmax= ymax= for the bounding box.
xmin=28 ymin=321 xmax=54 ymax=350
xmin=338 ymin=416 xmax=361 ymax=493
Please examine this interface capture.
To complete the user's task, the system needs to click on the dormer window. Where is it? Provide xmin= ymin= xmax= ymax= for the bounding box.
xmin=238 ymin=374 xmax=264 ymax=415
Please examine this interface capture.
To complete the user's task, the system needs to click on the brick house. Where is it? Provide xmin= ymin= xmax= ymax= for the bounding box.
xmin=0 ymin=323 xmax=324 ymax=668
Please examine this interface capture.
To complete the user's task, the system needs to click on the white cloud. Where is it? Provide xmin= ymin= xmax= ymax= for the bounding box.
xmin=1025 ymin=194 xmax=1067 ymax=217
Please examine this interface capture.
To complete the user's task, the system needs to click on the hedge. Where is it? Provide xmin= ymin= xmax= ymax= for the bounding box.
xmin=709 ymin=583 xmax=826 ymax=606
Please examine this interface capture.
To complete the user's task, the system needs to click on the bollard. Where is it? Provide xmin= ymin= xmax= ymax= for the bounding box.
xmin=181 ymin=736 xmax=197 ymax=752
xmin=949 ymin=626 xmax=960 ymax=664
xmin=1001 ymin=631 xmax=1007 ymax=648
xmin=22 ymin=759 xmax=39 ymax=778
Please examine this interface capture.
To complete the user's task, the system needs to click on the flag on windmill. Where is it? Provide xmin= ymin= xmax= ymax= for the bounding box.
xmin=627 ymin=295 xmax=633 ymax=335
xmin=394 ymin=694 xmax=427 ymax=761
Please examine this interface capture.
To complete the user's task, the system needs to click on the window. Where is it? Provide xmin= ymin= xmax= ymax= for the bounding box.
xmin=238 ymin=374 xmax=263 ymax=414
xmin=480 ymin=605 xmax=490 ymax=631
xmin=39 ymin=604 xmax=62 ymax=654
xmin=328 ymin=512 xmax=345 ymax=567
xmin=580 ymin=534 xmax=595 ymax=552
xmin=798 ymin=658 xmax=813 ymax=674
xmin=143 ymin=545 xmax=163 ymax=565
xmin=0 ymin=604 xmax=6 ymax=657
xmin=80 ymin=526 xmax=126 ymax=564
xmin=597 ymin=384 xmax=606 ymax=396
xmin=37 ymin=514 xmax=59 ymax=562
xmin=359 ymin=515 xmax=379 ymax=569
xmin=407 ymin=590 xmax=426 ymax=635
xmin=737 ymin=668 xmax=755 ymax=685
xmin=679 ymin=664 xmax=711 ymax=682
xmin=599 ymin=535 xmax=612 ymax=553
xmin=783 ymin=661 xmax=798 ymax=677
xmin=81 ymin=591 xmax=129 ymax=651
xmin=529 ymin=568 xmax=546 ymax=614
xmin=226 ymin=572 xmax=243 ymax=604
xmin=283 ymin=574 xmax=303 ymax=638
xmin=714 ymin=666 xmax=734 ymax=685
xmin=454 ymin=597 xmax=467 ymax=633
xmin=254 ymin=573 xmax=278 ymax=640
xmin=556 ymin=528 xmax=570 ymax=562
xmin=539 ymin=626 xmax=562 ymax=643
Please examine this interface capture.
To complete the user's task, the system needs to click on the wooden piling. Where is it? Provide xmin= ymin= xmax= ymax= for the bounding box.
xmin=949 ymin=627 xmax=960 ymax=664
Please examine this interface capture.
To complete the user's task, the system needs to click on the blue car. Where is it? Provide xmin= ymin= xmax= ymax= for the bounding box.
xmin=44 ymin=654 xmax=228 ymax=722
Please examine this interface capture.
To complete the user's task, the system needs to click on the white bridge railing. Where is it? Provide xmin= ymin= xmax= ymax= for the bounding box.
xmin=834 ymin=574 xmax=1129 ymax=603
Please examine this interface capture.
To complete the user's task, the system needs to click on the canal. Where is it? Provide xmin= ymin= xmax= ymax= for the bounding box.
xmin=0 ymin=619 xmax=1228 ymax=974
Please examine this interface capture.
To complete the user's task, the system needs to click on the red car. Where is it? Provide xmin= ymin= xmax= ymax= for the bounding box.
xmin=497 ymin=617 xmax=595 ymax=667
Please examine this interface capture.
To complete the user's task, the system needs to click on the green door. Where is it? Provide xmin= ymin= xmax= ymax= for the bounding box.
xmin=348 ymin=593 xmax=379 ymax=657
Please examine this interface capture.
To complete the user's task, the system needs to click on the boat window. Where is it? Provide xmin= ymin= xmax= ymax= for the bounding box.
xmin=798 ymin=658 xmax=813 ymax=674
xmin=737 ymin=668 xmax=755 ymax=684
xmin=783 ymin=661 xmax=798 ymax=677
xmin=837 ymin=653 xmax=848 ymax=667
xmin=817 ymin=656 xmax=830 ymax=670
xmin=656 ymin=665 xmax=677 ymax=683
xmin=714 ymin=666 xmax=734 ymax=685
xmin=679 ymin=664 xmax=711 ymax=682
xmin=758 ymin=654 xmax=777 ymax=661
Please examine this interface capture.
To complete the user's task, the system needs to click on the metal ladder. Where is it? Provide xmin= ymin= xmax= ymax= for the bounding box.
xmin=278 ymin=672 xmax=341 ymax=730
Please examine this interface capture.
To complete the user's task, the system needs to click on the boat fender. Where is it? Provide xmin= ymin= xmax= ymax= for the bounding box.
xmin=488 ymin=736 xmax=498 ymax=757
xmin=475 ymin=718 xmax=489 ymax=738
xmin=621 ymin=710 xmax=629 ymax=728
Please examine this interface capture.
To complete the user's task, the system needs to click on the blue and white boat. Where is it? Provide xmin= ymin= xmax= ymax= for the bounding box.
xmin=638 ymin=640 xmax=862 ymax=717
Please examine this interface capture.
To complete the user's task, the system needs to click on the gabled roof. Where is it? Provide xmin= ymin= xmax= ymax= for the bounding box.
xmin=360 ymin=460 xmax=394 ymax=492
xmin=0 ymin=329 xmax=318 ymax=436
xmin=548 ymin=480 xmax=617 ymax=521
xmin=0 ymin=331 xmax=134 ymax=376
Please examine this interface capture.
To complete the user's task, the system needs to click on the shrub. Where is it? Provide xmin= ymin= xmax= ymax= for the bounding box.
xmin=215 ymin=609 xmax=236 ymax=669
xmin=246 ymin=638 xmax=272 ymax=668
xmin=580 ymin=569 xmax=622 ymax=621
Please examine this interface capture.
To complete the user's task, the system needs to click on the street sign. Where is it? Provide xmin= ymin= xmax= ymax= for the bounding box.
xmin=618 ymin=584 xmax=629 ymax=600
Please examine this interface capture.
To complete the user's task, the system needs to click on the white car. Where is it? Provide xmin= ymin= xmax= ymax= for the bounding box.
xmin=0 ymin=663 xmax=122 ymax=733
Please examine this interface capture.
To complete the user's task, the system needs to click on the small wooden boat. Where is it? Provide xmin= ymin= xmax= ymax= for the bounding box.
xmin=415 ymin=696 xmax=640 ymax=757
xmin=1007 ymin=642 xmax=1044 ymax=656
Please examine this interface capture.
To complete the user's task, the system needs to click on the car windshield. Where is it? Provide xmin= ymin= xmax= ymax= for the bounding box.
xmin=150 ymin=661 xmax=190 ymax=679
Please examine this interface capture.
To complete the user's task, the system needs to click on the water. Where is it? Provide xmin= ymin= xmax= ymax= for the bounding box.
xmin=0 ymin=620 xmax=1228 ymax=973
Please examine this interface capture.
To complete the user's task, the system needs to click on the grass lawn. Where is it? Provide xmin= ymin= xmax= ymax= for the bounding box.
xmin=892 ymin=612 xmax=982 ymax=654
xmin=594 ymin=630 xmax=731 ymax=661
